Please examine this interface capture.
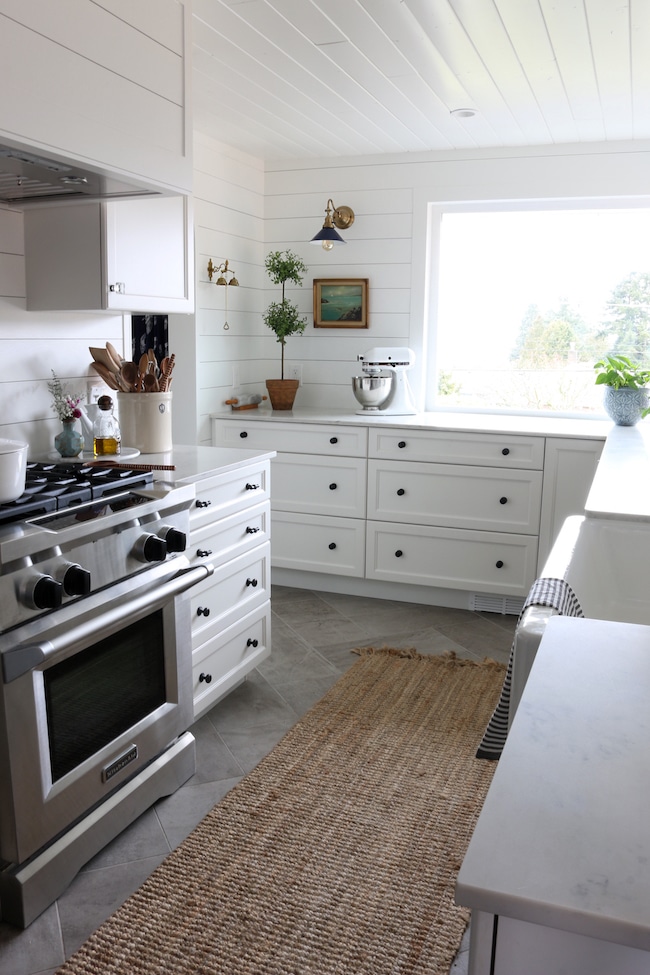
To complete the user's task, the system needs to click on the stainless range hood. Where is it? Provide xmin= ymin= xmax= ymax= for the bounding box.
xmin=0 ymin=144 xmax=161 ymax=207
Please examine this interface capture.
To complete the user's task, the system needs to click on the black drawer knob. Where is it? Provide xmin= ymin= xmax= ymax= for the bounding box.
xmin=329 ymin=483 xmax=337 ymax=490
xmin=398 ymin=441 xmax=406 ymax=448
xmin=246 ymin=526 xmax=260 ymax=534
xmin=330 ymin=436 xmax=338 ymax=444
xmin=239 ymin=431 xmax=248 ymax=438
xmin=499 ymin=496 xmax=508 ymax=505
xmin=197 ymin=606 xmax=210 ymax=617
xmin=247 ymin=638 xmax=259 ymax=648
xmin=196 ymin=499 xmax=211 ymax=508
xmin=199 ymin=672 xmax=212 ymax=684
xmin=397 ymin=488 xmax=405 ymax=496
xmin=501 ymin=447 xmax=510 ymax=455
xmin=245 ymin=482 xmax=259 ymax=491
xmin=395 ymin=549 xmax=403 ymax=558
xmin=197 ymin=548 xmax=212 ymax=558
xmin=495 ymin=560 xmax=504 ymax=569
xmin=328 ymin=542 xmax=337 ymax=550
xmin=246 ymin=578 xmax=258 ymax=587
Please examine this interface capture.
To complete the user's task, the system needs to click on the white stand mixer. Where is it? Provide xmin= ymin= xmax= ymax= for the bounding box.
xmin=353 ymin=347 xmax=417 ymax=415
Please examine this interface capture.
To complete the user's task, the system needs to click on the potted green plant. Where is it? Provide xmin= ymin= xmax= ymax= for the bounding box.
xmin=594 ymin=354 xmax=650 ymax=425
xmin=263 ymin=250 xmax=308 ymax=410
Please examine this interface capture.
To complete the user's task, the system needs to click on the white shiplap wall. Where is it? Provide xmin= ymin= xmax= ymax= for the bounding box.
xmin=170 ymin=133 xmax=265 ymax=445
xmin=263 ymin=140 xmax=650 ymax=411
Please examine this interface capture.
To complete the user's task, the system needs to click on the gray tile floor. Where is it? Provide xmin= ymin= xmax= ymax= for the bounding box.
xmin=0 ymin=586 xmax=515 ymax=975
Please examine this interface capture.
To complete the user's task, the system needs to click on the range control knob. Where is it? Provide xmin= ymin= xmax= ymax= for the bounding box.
xmin=134 ymin=533 xmax=168 ymax=563
xmin=60 ymin=562 xmax=91 ymax=596
xmin=158 ymin=525 xmax=187 ymax=553
xmin=21 ymin=574 xmax=64 ymax=610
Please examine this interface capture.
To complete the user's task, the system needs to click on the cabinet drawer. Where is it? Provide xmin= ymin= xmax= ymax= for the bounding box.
xmin=272 ymin=511 xmax=365 ymax=577
xmin=368 ymin=428 xmax=544 ymax=469
xmin=189 ymin=501 xmax=270 ymax=570
xmin=189 ymin=543 xmax=270 ymax=646
xmin=366 ymin=521 xmax=537 ymax=597
xmin=193 ymin=602 xmax=271 ymax=719
xmin=368 ymin=460 xmax=542 ymax=534
xmin=273 ymin=455 xmax=366 ymax=517
xmin=212 ymin=418 xmax=367 ymax=457
xmin=190 ymin=460 xmax=270 ymax=528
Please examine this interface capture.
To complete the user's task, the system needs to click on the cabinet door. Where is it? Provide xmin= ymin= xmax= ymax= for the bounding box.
xmin=366 ymin=521 xmax=538 ymax=597
xmin=192 ymin=602 xmax=271 ymax=719
xmin=272 ymin=511 xmax=366 ymax=577
xmin=24 ymin=196 xmax=193 ymax=313
xmin=272 ymin=455 xmax=367 ymax=517
xmin=212 ymin=418 xmax=368 ymax=457
xmin=368 ymin=460 xmax=542 ymax=534
xmin=105 ymin=195 xmax=193 ymax=312
xmin=537 ymin=437 xmax=604 ymax=571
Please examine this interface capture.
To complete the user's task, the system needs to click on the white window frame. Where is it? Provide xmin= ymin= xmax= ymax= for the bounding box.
xmin=410 ymin=193 xmax=650 ymax=417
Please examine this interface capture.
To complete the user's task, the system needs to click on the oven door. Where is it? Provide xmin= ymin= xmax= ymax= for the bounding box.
xmin=0 ymin=557 xmax=211 ymax=865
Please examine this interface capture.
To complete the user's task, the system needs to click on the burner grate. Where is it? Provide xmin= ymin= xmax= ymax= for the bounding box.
xmin=0 ymin=463 xmax=154 ymax=526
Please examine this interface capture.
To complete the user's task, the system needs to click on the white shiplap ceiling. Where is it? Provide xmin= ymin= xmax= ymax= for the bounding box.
xmin=191 ymin=0 xmax=650 ymax=161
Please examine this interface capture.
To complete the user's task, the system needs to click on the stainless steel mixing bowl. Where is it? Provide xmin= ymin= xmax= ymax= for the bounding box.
xmin=352 ymin=375 xmax=392 ymax=410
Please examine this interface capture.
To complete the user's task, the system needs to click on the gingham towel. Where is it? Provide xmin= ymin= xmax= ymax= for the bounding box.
xmin=475 ymin=577 xmax=583 ymax=760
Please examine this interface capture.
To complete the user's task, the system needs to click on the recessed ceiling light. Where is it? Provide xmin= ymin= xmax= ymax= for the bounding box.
xmin=450 ymin=108 xmax=477 ymax=119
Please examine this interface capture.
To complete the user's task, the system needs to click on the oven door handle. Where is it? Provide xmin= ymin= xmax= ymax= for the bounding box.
xmin=2 ymin=562 xmax=215 ymax=684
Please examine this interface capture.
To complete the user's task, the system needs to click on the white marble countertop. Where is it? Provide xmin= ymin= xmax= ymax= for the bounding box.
xmin=456 ymin=615 xmax=650 ymax=950
xmin=212 ymin=407 xmax=611 ymax=440
xmin=586 ymin=422 xmax=650 ymax=521
xmin=135 ymin=443 xmax=276 ymax=484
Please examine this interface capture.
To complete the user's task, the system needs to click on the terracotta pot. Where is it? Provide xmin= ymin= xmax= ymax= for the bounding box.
xmin=265 ymin=379 xmax=299 ymax=411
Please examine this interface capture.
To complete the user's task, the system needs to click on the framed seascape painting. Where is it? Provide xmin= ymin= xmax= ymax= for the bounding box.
xmin=313 ymin=278 xmax=369 ymax=328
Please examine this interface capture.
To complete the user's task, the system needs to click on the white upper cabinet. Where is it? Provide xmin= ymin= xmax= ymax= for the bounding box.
xmin=0 ymin=0 xmax=192 ymax=193
xmin=24 ymin=196 xmax=194 ymax=313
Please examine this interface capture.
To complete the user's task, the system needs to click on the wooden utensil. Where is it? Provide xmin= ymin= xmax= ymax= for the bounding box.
xmin=159 ymin=354 xmax=175 ymax=392
xmin=105 ymin=342 xmax=124 ymax=371
xmin=89 ymin=347 xmax=118 ymax=372
xmin=119 ymin=361 xmax=140 ymax=392
xmin=143 ymin=372 xmax=160 ymax=392
xmin=90 ymin=361 xmax=119 ymax=390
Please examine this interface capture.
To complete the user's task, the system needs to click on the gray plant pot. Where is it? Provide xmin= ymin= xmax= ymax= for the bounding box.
xmin=603 ymin=386 xmax=649 ymax=426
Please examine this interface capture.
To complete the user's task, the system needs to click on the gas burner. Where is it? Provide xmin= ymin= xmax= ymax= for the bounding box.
xmin=0 ymin=463 xmax=155 ymax=526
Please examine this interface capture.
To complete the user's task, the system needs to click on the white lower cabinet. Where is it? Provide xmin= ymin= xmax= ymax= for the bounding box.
xmin=187 ymin=459 xmax=272 ymax=719
xmin=366 ymin=522 xmax=537 ymax=596
xmin=192 ymin=604 xmax=271 ymax=718
xmin=212 ymin=415 xmax=604 ymax=607
xmin=272 ymin=511 xmax=366 ymax=576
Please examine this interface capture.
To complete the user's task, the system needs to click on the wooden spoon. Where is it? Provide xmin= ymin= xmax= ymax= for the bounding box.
xmin=147 ymin=348 xmax=158 ymax=375
xmin=143 ymin=372 xmax=160 ymax=392
xmin=139 ymin=353 xmax=150 ymax=378
xmin=119 ymin=361 xmax=139 ymax=392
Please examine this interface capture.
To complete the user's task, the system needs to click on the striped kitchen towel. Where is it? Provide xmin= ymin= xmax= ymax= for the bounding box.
xmin=476 ymin=577 xmax=583 ymax=760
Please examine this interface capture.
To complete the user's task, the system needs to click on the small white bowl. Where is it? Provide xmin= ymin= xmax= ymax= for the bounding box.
xmin=0 ymin=439 xmax=28 ymax=503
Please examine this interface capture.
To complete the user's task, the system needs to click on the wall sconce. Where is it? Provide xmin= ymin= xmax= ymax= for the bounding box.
xmin=207 ymin=258 xmax=239 ymax=286
xmin=207 ymin=259 xmax=239 ymax=330
xmin=310 ymin=199 xmax=355 ymax=250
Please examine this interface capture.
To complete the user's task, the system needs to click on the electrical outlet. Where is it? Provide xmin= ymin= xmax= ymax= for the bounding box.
xmin=288 ymin=364 xmax=302 ymax=382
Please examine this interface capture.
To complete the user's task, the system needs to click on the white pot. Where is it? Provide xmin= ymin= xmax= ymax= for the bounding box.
xmin=0 ymin=439 xmax=28 ymax=502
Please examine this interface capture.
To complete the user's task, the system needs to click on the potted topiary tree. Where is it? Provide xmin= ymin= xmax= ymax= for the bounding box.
xmin=263 ymin=250 xmax=308 ymax=410
xmin=594 ymin=354 xmax=650 ymax=425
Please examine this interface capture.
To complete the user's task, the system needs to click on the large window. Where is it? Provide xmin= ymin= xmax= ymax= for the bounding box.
xmin=429 ymin=204 xmax=650 ymax=416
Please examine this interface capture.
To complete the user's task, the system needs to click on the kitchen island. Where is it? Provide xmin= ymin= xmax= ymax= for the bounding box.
xmin=456 ymin=615 xmax=650 ymax=975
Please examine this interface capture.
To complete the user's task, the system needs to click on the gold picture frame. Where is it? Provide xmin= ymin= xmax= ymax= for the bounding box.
xmin=313 ymin=278 xmax=369 ymax=329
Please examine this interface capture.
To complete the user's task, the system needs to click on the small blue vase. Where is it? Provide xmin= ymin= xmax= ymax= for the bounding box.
xmin=54 ymin=420 xmax=84 ymax=457
xmin=603 ymin=386 xmax=649 ymax=426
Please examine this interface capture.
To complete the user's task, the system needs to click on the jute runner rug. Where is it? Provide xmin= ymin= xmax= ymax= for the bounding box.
xmin=56 ymin=649 xmax=505 ymax=975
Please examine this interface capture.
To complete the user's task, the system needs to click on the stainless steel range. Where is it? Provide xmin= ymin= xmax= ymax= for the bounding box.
xmin=0 ymin=462 xmax=214 ymax=927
